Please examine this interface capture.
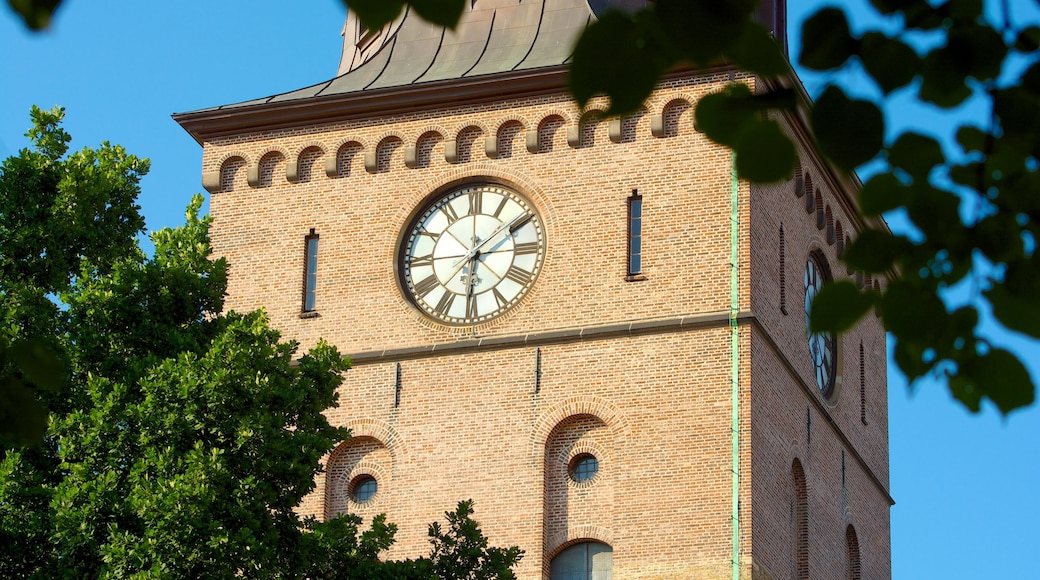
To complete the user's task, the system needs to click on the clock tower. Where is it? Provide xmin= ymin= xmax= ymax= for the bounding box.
xmin=175 ymin=1 xmax=891 ymax=578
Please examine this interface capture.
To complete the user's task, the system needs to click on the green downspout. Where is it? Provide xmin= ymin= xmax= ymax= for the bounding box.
xmin=730 ymin=153 xmax=742 ymax=580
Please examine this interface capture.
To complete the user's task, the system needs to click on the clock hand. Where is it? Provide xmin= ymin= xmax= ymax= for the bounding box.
xmin=449 ymin=212 xmax=529 ymax=271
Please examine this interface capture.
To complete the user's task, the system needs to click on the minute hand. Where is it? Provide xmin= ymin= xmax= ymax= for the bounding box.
xmin=450 ymin=213 xmax=528 ymax=271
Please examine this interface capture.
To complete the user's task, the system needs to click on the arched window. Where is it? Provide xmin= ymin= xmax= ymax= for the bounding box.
xmin=793 ymin=459 xmax=808 ymax=580
xmin=846 ymin=525 xmax=861 ymax=580
xmin=550 ymin=541 xmax=613 ymax=580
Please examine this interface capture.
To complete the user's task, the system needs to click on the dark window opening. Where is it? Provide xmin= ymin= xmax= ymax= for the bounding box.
xmin=626 ymin=189 xmax=643 ymax=280
xmin=569 ymin=453 xmax=599 ymax=483
xmin=303 ymin=229 xmax=319 ymax=313
xmin=350 ymin=474 xmax=377 ymax=504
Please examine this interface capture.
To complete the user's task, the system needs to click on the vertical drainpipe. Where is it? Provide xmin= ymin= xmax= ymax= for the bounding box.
xmin=730 ymin=152 xmax=742 ymax=580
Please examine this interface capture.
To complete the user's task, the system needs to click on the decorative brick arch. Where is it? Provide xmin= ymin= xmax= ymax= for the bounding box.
xmin=570 ymin=108 xmax=605 ymax=148
xmin=410 ymin=127 xmax=447 ymax=169
xmin=489 ymin=116 xmax=529 ymax=159
xmin=793 ymin=458 xmax=809 ymax=580
xmin=531 ymin=110 xmax=572 ymax=153
xmin=339 ymin=417 xmax=402 ymax=461
xmin=292 ymin=141 xmax=326 ymax=159
xmin=256 ymin=147 xmax=289 ymax=188
xmin=846 ymin=524 xmax=862 ymax=580
xmin=293 ymin=143 xmax=325 ymax=183
xmin=329 ymin=139 xmax=366 ymax=178
xmin=544 ymin=527 xmax=614 ymax=561
xmin=215 ymin=150 xmax=252 ymax=168
xmin=369 ymin=133 xmax=405 ymax=173
xmin=214 ymin=153 xmax=249 ymax=193
xmin=453 ymin=124 xmax=486 ymax=164
xmin=324 ymin=436 xmax=393 ymax=521
xmin=531 ymin=396 xmax=630 ymax=451
xmin=654 ymin=96 xmax=694 ymax=138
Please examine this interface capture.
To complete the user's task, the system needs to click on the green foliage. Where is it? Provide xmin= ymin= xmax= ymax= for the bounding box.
xmin=5 ymin=0 xmax=61 ymax=29
xmin=566 ymin=0 xmax=1038 ymax=414
xmin=427 ymin=500 xmax=524 ymax=580
xmin=0 ymin=111 xmax=522 ymax=577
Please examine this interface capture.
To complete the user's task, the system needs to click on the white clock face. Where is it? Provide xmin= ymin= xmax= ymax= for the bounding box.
xmin=805 ymin=253 xmax=838 ymax=397
xmin=401 ymin=185 xmax=545 ymax=325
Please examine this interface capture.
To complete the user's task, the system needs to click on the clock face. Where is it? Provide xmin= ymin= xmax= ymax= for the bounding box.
xmin=400 ymin=185 xmax=545 ymax=325
xmin=804 ymin=253 xmax=838 ymax=397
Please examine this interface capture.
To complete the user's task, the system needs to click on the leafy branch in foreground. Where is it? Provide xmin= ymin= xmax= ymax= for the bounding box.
xmin=347 ymin=0 xmax=1038 ymax=414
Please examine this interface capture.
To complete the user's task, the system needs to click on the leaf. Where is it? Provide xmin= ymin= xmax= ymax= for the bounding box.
xmin=0 ymin=376 xmax=50 ymax=446
xmin=725 ymin=21 xmax=789 ymax=77
xmin=800 ymin=8 xmax=858 ymax=71
xmin=887 ymin=132 xmax=944 ymax=181
xmin=842 ymin=228 xmax=913 ymax=273
xmin=341 ymin=0 xmax=407 ymax=31
xmin=880 ymin=280 xmax=948 ymax=342
xmin=859 ymin=172 xmax=908 ymax=215
xmin=408 ymin=0 xmax=467 ymax=29
xmin=955 ymin=126 xmax=988 ymax=153
xmin=808 ymin=281 xmax=876 ymax=333
xmin=859 ymin=32 xmax=920 ymax=94
xmin=569 ymin=10 xmax=670 ymax=115
xmin=656 ymin=0 xmax=756 ymax=65
xmin=1015 ymin=26 xmax=1040 ymax=52
xmin=693 ymin=84 xmax=756 ymax=147
xmin=6 ymin=0 xmax=63 ymax=30
xmin=7 ymin=338 xmax=65 ymax=391
xmin=812 ymin=86 xmax=884 ymax=171
xmin=986 ymin=262 xmax=1040 ymax=338
xmin=733 ymin=120 xmax=797 ymax=183
xmin=960 ymin=348 xmax=1036 ymax=413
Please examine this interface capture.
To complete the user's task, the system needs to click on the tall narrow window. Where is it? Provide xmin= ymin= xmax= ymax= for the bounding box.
xmin=626 ymin=189 xmax=643 ymax=279
xmin=793 ymin=459 xmax=809 ymax=580
xmin=780 ymin=225 xmax=787 ymax=314
xmin=846 ymin=525 xmax=862 ymax=580
xmin=303 ymin=229 xmax=319 ymax=313
xmin=860 ymin=343 xmax=867 ymax=424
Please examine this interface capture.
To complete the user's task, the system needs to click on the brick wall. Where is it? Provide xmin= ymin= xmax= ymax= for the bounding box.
xmin=200 ymin=70 xmax=890 ymax=578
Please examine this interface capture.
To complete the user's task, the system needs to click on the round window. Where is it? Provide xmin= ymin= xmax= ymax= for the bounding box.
xmin=350 ymin=475 xmax=377 ymax=503
xmin=568 ymin=453 xmax=599 ymax=483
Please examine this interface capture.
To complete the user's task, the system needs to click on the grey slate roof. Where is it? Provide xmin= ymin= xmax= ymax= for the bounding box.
xmin=196 ymin=1 xmax=651 ymax=113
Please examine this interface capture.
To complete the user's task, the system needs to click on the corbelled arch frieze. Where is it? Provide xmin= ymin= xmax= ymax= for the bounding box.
xmin=204 ymin=94 xmax=724 ymax=194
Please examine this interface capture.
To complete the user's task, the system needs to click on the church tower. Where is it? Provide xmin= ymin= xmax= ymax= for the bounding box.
xmin=175 ymin=1 xmax=891 ymax=578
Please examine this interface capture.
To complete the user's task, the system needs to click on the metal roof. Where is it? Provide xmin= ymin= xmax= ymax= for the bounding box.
xmin=192 ymin=0 xmax=651 ymax=113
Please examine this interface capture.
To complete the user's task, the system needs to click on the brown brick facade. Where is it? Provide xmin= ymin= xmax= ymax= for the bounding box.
xmin=193 ymin=70 xmax=891 ymax=578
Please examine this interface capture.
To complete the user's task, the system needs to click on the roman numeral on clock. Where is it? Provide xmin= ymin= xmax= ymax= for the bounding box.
xmin=441 ymin=202 xmax=459 ymax=223
xmin=468 ymin=191 xmax=482 ymax=215
xmin=492 ymin=288 xmax=508 ymax=309
xmin=505 ymin=265 xmax=532 ymax=285
xmin=411 ymin=254 xmax=434 ymax=268
xmin=413 ymin=275 xmax=439 ymax=297
xmin=466 ymin=292 xmax=479 ymax=319
xmin=435 ymin=291 xmax=455 ymax=316
xmin=513 ymin=241 xmax=539 ymax=255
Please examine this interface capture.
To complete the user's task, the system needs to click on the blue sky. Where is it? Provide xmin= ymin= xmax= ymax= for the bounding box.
xmin=2 ymin=1 xmax=1037 ymax=578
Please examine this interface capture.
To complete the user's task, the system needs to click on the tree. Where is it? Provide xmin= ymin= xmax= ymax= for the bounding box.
xmin=340 ymin=0 xmax=1039 ymax=415
xmin=0 ymin=108 xmax=521 ymax=578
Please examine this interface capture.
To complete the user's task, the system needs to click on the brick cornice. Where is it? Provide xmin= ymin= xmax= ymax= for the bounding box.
xmin=172 ymin=65 xmax=735 ymax=145
xmin=346 ymin=310 xmax=750 ymax=365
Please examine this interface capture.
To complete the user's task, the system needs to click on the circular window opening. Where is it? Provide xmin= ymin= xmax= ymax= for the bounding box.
xmin=350 ymin=475 xmax=377 ymax=503
xmin=568 ymin=453 xmax=599 ymax=483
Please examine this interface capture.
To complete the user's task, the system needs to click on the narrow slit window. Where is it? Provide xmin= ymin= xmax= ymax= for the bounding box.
xmin=303 ymin=229 xmax=319 ymax=312
xmin=780 ymin=224 xmax=787 ymax=314
xmin=627 ymin=189 xmax=643 ymax=278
